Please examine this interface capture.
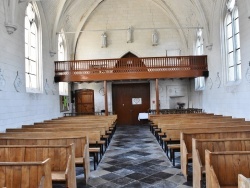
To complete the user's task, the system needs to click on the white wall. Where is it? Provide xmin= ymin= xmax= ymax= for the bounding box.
xmin=150 ymin=79 xmax=191 ymax=110
xmin=1 ymin=0 xmax=250 ymax=132
xmin=74 ymin=82 xmax=113 ymax=113
xmin=75 ymin=0 xmax=185 ymax=60
xmin=190 ymin=0 xmax=250 ymax=120
xmin=0 ymin=2 xmax=64 ymax=132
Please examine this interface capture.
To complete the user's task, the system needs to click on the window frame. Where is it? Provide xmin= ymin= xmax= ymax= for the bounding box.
xmin=25 ymin=2 xmax=43 ymax=93
xmin=58 ymin=31 xmax=69 ymax=96
xmin=224 ymin=3 xmax=241 ymax=83
xmin=195 ymin=29 xmax=205 ymax=91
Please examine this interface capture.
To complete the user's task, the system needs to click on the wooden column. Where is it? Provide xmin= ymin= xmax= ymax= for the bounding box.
xmin=104 ymin=81 xmax=108 ymax=116
xmin=155 ymin=79 xmax=159 ymax=114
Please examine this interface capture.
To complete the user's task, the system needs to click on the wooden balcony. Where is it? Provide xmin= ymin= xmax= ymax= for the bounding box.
xmin=54 ymin=55 xmax=208 ymax=82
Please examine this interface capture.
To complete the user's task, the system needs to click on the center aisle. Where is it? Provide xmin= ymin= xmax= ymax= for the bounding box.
xmin=79 ymin=125 xmax=192 ymax=188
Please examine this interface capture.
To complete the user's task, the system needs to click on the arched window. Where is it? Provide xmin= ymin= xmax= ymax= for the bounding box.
xmin=225 ymin=0 xmax=241 ymax=82
xmin=25 ymin=3 xmax=42 ymax=93
xmin=196 ymin=29 xmax=203 ymax=55
xmin=195 ymin=29 xmax=205 ymax=90
xmin=58 ymin=31 xmax=69 ymax=96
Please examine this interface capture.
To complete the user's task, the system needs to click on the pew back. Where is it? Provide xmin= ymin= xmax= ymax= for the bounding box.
xmin=205 ymin=150 xmax=250 ymax=188
xmin=0 ymin=144 xmax=76 ymax=188
xmin=0 ymin=135 xmax=90 ymax=183
xmin=192 ymin=138 xmax=250 ymax=188
xmin=0 ymin=158 xmax=52 ymax=188
xmin=181 ymin=129 xmax=250 ymax=179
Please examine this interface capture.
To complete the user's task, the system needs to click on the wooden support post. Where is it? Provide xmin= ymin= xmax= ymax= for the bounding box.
xmin=104 ymin=81 xmax=108 ymax=116
xmin=156 ymin=79 xmax=159 ymax=114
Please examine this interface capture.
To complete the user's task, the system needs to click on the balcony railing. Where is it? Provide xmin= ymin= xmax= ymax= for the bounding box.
xmin=54 ymin=55 xmax=208 ymax=82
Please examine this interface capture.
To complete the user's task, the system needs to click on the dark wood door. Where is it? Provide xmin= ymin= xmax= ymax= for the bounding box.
xmin=75 ymin=89 xmax=94 ymax=114
xmin=112 ymin=83 xmax=150 ymax=125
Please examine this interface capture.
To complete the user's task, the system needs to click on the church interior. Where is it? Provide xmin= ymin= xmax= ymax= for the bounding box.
xmin=0 ymin=0 xmax=250 ymax=187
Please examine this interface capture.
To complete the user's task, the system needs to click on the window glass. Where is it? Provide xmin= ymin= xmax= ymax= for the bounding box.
xmin=25 ymin=3 xmax=42 ymax=93
xmin=228 ymin=67 xmax=235 ymax=81
xmin=58 ymin=32 xmax=69 ymax=96
xmin=228 ymin=52 xmax=234 ymax=67
xmin=227 ymin=38 xmax=233 ymax=52
xmin=237 ymin=64 xmax=241 ymax=80
xmin=235 ymin=33 xmax=240 ymax=49
xmin=227 ymin=23 xmax=233 ymax=38
xmin=225 ymin=4 xmax=241 ymax=82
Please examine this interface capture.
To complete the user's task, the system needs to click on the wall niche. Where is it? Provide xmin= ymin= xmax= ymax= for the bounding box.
xmin=167 ymin=85 xmax=188 ymax=109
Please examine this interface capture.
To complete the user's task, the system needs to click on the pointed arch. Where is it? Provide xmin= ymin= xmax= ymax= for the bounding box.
xmin=24 ymin=2 xmax=43 ymax=93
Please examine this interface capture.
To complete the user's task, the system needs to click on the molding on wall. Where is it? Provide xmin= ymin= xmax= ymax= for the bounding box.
xmin=206 ymin=77 xmax=213 ymax=90
xmin=3 ymin=0 xmax=17 ymax=34
xmin=0 ymin=68 xmax=6 ymax=91
xmin=14 ymin=71 xmax=22 ymax=92
xmin=215 ymin=72 xmax=221 ymax=88
xmin=246 ymin=67 xmax=250 ymax=83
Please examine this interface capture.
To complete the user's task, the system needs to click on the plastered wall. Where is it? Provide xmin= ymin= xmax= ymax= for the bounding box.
xmin=0 ymin=2 xmax=63 ymax=131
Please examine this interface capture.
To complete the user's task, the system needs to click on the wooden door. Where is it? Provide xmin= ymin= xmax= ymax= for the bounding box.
xmin=112 ymin=83 xmax=150 ymax=125
xmin=75 ymin=89 xmax=94 ymax=114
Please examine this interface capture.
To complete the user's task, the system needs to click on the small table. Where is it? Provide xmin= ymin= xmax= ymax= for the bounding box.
xmin=138 ymin=113 xmax=149 ymax=121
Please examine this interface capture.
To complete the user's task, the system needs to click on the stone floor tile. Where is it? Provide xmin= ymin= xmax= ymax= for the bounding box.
xmin=77 ymin=125 xmax=192 ymax=188
xmin=121 ymin=180 xmax=151 ymax=188
xmin=111 ymin=176 xmax=135 ymax=185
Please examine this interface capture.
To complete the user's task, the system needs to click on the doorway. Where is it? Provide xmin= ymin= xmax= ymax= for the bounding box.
xmin=112 ymin=83 xmax=150 ymax=125
xmin=75 ymin=89 xmax=95 ymax=114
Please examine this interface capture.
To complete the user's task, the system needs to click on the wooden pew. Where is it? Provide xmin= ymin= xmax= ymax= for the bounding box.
xmin=149 ymin=114 xmax=228 ymax=127
xmin=152 ymin=116 xmax=245 ymax=136
xmin=158 ymin=121 xmax=250 ymax=145
xmin=4 ymin=129 xmax=105 ymax=169
xmin=205 ymin=150 xmax=250 ymax=188
xmin=180 ymin=129 xmax=250 ymax=179
xmin=39 ymin=116 xmax=117 ymax=134
xmin=192 ymin=138 xmax=250 ymax=188
xmin=0 ymin=144 xmax=76 ymax=188
xmin=26 ymin=122 xmax=112 ymax=137
xmin=238 ymin=174 xmax=250 ymax=188
xmin=0 ymin=134 xmax=90 ymax=184
xmin=161 ymin=125 xmax=250 ymax=160
xmin=0 ymin=158 xmax=52 ymax=188
xmin=22 ymin=123 xmax=113 ymax=146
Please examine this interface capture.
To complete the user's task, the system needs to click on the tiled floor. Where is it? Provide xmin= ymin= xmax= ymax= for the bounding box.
xmin=55 ymin=125 xmax=193 ymax=188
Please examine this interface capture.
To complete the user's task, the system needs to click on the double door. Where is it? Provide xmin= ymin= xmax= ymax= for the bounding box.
xmin=112 ymin=83 xmax=150 ymax=125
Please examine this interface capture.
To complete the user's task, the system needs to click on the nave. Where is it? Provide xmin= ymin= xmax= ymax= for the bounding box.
xmin=69 ymin=125 xmax=192 ymax=188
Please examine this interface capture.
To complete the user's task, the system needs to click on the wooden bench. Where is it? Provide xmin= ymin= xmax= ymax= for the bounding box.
xmin=0 ymin=144 xmax=76 ymax=187
xmin=158 ymin=121 xmax=250 ymax=145
xmin=238 ymin=174 xmax=250 ymax=188
xmin=23 ymin=123 xmax=113 ymax=146
xmin=181 ymin=129 xmax=250 ymax=180
xmin=205 ymin=150 xmax=250 ymax=188
xmin=0 ymin=134 xmax=90 ymax=184
xmin=39 ymin=116 xmax=117 ymax=134
xmin=153 ymin=117 xmax=246 ymax=138
xmin=6 ymin=128 xmax=106 ymax=159
xmin=27 ymin=122 xmax=112 ymax=138
xmin=192 ymin=138 xmax=250 ymax=188
xmin=0 ymin=158 xmax=52 ymax=188
xmin=11 ymin=126 xmax=108 ymax=165
xmin=161 ymin=125 xmax=250 ymax=160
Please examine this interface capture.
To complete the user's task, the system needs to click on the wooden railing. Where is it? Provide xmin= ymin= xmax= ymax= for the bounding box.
xmin=54 ymin=55 xmax=208 ymax=82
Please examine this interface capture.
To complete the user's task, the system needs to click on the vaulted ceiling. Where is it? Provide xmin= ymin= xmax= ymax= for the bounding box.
xmin=27 ymin=0 xmax=220 ymax=55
